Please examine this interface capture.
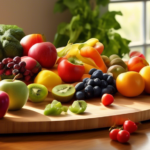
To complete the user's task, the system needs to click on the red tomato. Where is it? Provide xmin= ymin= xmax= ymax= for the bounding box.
xmin=101 ymin=94 xmax=114 ymax=106
xmin=93 ymin=42 xmax=104 ymax=54
xmin=0 ymin=91 xmax=9 ymax=118
xmin=117 ymin=130 xmax=130 ymax=143
xmin=123 ymin=120 xmax=137 ymax=133
xmin=20 ymin=34 xmax=45 ymax=56
xmin=109 ymin=129 xmax=120 ymax=141
xmin=57 ymin=58 xmax=85 ymax=83
xmin=28 ymin=42 xmax=57 ymax=68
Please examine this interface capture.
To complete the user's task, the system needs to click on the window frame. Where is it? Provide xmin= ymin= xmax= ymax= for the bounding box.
xmin=109 ymin=0 xmax=150 ymax=55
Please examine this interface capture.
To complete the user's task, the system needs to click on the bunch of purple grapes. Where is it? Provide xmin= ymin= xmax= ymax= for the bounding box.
xmin=0 ymin=56 xmax=32 ymax=81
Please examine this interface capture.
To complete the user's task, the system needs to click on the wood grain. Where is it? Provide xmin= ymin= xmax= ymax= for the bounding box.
xmin=1 ymin=92 xmax=150 ymax=134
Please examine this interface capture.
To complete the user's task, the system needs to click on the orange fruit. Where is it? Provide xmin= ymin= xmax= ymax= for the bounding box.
xmin=139 ymin=66 xmax=150 ymax=94
xmin=116 ymin=71 xmax=145 ymax=97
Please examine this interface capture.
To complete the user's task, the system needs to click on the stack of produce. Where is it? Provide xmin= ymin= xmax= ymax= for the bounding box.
xmin=0 ymin=24 xmax=150 ymax=124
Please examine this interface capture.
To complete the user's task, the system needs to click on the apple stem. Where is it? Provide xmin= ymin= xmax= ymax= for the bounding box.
xmin=13 ymin=73 xmax=23 ymax=81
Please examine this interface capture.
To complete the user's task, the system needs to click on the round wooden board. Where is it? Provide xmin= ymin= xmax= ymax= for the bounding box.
xmin=1 ymin=92 xmax=150 ymax=134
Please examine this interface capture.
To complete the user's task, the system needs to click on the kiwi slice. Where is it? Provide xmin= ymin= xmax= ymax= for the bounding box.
xmin=52 ymin=84 xmax=75 ymax=103
xmin=28 ymin=83 xmax=48 ymax=103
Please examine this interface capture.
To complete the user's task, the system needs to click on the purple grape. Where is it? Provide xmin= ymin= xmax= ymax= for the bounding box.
xmin=13 ymin=64 xmax=21 ymax=70
xmin=7 ymin=58 xmax=13 ymax=63
xmin=24 ymin=75 xmax=31 ymax=81
xmin=7 ymin=62 xmax=15 ymax=68
xmin=12 ymin=69 xmax=19 ymax=75
xmin=32 ymin=67 xmax=39 ymax=74
xmin=0 ymin=62 xmax=4 ymax=69
xmin=0 ymin=69 xmax=4 ymax=75
xmin=13 ymin=56 xmax=21 ymax=64
xmin=5 ymin=69 xmax=12 ymax=76
xmin=20 ymin=67 xmax=26 ymax=73
xmin=2 ymin=58 xmax=8 ymax=65
xmin=19 ymin=61 xmax=26 ymax=67
xmin=24 ymin=70 xmax=31 ymax=76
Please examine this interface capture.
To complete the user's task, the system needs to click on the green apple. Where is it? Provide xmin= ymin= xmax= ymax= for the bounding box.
xmin=0 ymin=79 xmax=29 ymax=110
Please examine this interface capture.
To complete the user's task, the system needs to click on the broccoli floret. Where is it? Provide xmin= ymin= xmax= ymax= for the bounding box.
xmin=0 ymin=24 xmax=25 ymax=61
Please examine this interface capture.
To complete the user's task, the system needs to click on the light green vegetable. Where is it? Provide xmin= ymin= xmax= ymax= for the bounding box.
xmin=44 ymin=100 xmax=68 ymax=116
xmin=0 ymin=24 xmax=25 ymax=61
xmin=53 ymin=0 xmax=131 ymax=58
xmin=69 ymin=100 xmax=87 ymax=114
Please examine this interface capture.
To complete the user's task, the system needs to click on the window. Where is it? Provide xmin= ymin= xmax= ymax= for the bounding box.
xmin=108 ymin=0 xmax=150 ymax=61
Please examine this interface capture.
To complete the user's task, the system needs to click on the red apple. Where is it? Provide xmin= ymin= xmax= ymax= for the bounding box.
xmin=20 ymin=34 xmax=45 ymax=56
xmin=0 ymin=91 xmax=9 ymax=118
xmin=129 ymin=51 xmax=145 ymax=59
xmin=127 ymin=56 xmax=149 ymax=72
xmin=28 ymin=42 xmax=57 ymax=68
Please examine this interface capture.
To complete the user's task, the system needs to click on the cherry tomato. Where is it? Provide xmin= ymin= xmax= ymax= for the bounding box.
xmin=57 ymin=57 xmax=85 ymax=83
xmin=123 ymin=120 xmax=138 ymax=133
xmin=93 ymin=42 xmax=104 ymax=54
xmin=109 ymin=129 xmax=120 ymax=141
xmin=117 ymin=130 xmax=130 ymax=143
xmin=20 ymin=34 xmax=45 ymax=56
xmin=101 ymin=94 xmax=114 ymax=106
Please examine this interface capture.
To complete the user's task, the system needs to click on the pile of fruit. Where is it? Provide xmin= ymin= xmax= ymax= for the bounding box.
xmin=1 ymin=24 xmax=150 ymax=143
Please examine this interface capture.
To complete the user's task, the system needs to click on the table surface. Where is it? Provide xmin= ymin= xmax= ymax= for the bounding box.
xmin=0 ymin=120 xmax=150 ymax=150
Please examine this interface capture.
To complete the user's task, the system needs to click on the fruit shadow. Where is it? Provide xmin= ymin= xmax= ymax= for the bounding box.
xmin=114 ymin=92 xmax=150 ymax=107
xmin=6 ymin=108 xmax=46 ymax=119
xmin=0 ymin=127 xmax=110 ymax=142
xmin=110 ymin=132 xmax=148 ymax=150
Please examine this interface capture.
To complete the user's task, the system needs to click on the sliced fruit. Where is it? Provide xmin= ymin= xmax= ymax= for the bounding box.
xmin=52 ymin=84 xmax=75 ymax=102
xmin=44 ymin=100 xmax=68 ymax=116
xmin=27 ymin=83 xmax=48 ymax=103
xmin=69 ymin=100 xmax=87 ymax=114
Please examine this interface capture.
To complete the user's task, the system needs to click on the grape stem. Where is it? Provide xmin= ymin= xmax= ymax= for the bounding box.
xmin=13 ymin=73 xmax=23 ymax=81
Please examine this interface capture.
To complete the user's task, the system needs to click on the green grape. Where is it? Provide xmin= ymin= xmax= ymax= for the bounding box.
xmin=69 ymin=100 xmax=87 ymax=114
xmin=44 ymin=100 xmax=68 ymax=116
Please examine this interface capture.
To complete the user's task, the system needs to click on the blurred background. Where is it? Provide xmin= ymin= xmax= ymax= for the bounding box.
xmin=0 ymin=0 xmax=150 ymax=61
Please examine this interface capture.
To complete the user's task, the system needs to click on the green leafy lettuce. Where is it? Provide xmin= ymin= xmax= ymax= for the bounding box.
xmin=53 ymin=0 xmax=131 ymax=58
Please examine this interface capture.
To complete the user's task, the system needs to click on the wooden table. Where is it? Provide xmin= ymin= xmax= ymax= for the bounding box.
xmin=0 ymin=120 xmax=150 ymax=150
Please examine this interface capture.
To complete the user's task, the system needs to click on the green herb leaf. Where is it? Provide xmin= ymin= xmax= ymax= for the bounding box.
xmin=100 ymin=11 xmax=123 ymax=30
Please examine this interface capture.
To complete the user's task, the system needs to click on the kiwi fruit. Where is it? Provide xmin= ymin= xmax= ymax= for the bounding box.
xmin=107 ymin=65 xmax=126 ymax=80
xmin=101 ymin=55 xmax=110 ymax=67
xmin=110 ymin=58 xmax=128 ymax=71
xmin=28 ymin=83 xmax=48 ymax=103
xmin=109 ymin=54 xmax=120 ymax=61
xmin=52 ymin=84 xmax=75 ymax=103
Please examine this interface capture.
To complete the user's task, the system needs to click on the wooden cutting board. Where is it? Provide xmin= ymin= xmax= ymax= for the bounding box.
xmin=1 ymin=92 xmax=150 ymax=134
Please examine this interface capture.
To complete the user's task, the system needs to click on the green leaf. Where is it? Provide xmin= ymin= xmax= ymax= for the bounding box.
xmin=63 ymin=0 xmax=79 ymax=10
xmin=69 ymin=15 xmax=83 ymax=43
xmin=96 ymin=0 xmax=110 ymax=6
xmin=53 ymin=0 xmax=67 ymax=13
xmin=53 ymin=33 xmax=69 ymax=48
xmin=113 ymin=33 xmax=131 ymax=57
xmin=53 ymin=0 xmax=131 ymax=57
xmin=100 ymin=11 xmax=122 ymax=30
